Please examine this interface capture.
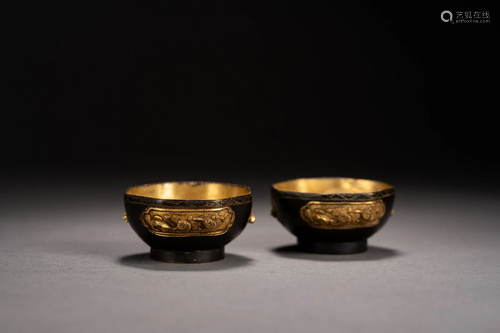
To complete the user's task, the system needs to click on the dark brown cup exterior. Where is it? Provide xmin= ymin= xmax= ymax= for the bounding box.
xmin=124 ymin=182 xmax=252 ymax=255
xmin=271 ymin=179 xmax=395 ymax=253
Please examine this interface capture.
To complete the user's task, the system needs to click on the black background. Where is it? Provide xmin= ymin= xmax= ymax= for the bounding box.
xmin=6 ymin=1 xmax=497 ymax=185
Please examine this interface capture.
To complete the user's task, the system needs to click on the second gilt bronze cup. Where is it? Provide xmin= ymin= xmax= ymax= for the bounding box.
xmin=124 ymin=182 xmax=254 ymax=263
xmin=271 ymin=177 xmax=395 ymax=254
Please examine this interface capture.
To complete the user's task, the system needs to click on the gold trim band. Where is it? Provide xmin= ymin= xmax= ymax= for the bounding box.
xmin=125 ymin=194 xmax=252 ymax=208
xmin=273 ymin=188 xmax=395 ymax=202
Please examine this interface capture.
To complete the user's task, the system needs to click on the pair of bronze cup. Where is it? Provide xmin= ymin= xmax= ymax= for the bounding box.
xmin=123 ymin=177 xmax=395 ymax=263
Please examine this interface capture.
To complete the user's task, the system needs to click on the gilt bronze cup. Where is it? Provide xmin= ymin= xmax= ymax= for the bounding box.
xmin=124 ymin=182 xmax=254 ymax=263
xmin=271 ymin=177 xmax=395 ymax=254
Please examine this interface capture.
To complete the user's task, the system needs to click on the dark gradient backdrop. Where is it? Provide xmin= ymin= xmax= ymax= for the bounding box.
xmin=2 ymin=2 xmax=499 ymax=333
xmin=5 ymin=1 xmax=497 ymax=183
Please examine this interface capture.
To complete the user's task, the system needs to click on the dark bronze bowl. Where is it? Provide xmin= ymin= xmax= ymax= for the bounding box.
xmin=271 ymin=177 xmax=395 ymax=254
xmin=124 ymin=182 xmax=254 ymax=263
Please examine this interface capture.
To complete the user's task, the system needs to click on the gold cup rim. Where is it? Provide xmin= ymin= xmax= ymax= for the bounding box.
xmin=125 ymin=181 xmax=252 ymax=201
xmin=272 ymin=177 xmax=394 ymax=201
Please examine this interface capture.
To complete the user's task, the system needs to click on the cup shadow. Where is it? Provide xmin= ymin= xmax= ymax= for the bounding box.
xmin=118 ymin=252 xmax=253 ymax=271
xmin=272 ymin=244 xmax=401 ymax=261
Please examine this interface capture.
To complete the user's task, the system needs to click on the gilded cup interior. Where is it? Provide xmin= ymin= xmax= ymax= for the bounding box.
xmin=272 ymin=177 xmax=392 ymax=195
xmin=125 ymin=182 xmax=251 ymax=200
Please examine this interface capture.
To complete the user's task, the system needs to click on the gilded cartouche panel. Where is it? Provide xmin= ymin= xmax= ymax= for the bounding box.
xmin=300 ymin=200 xmax=386 ymax=230
xmin=140 ymin=206 xmax=235 ymax=237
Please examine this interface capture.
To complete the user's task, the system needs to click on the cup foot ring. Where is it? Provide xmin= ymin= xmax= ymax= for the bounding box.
xmin=150 ymin=247 xmax=225 ymax=263
xmin=297 ymin=239 xmax=367 ymax=254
